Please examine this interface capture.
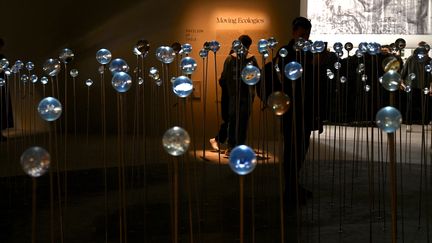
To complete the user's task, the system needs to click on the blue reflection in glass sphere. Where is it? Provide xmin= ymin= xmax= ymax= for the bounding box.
xmin=229 ymin=145 xmax=257 ymax=176
xmin=414 ymin=46 xmax=428 ymax=62
xmin=208 ymin=40 xmax=221 ymax=53
xmin=20 ymin=146 xmax=50 ymax=177
xmin=313 ymin=41 xmax=326 ymax=53
xmin=109 ymin=58 xmax=129 ymax=74
xmin=149 ymin=67 xmax=160 ymax=80
xmin=284 ymin=61 xmax=303 ymax=80
xmin=180 ymin=57 xmax=197 ymax=75
xmin=38 ymin=97 xmax=62 ymax=122
xmin=111 ymin=72 xmax=132 ymax=93
xmin=41 ymin=76 xmax=49 ymax=85
xmin=279 ymin=48 xmax=288 ymax=57
xmin=96 ymin=49 xmax=112 ymax=65
xmin=376 ymin=106 xmax=402 ymax=133
xmin=59 ymin=48 xmax=74 ymax=63
xmin=241 ymin=64 xmax=261 ymax=85
xmin=30 ymin=74 xmax=38 ymax=83
xmin=303 ymin=40 xmax=312 ymax=52
xmin=26 ymin=61 xmax=34 ymax=71
xmin=162 ymin=126 xmax=190 ymax=156
xmin=21 ymin=74 xmax=29 ymax=83
xmin=268 ymin=37 xmax=278 ymax=49
xmin=258 ymin=39 xmax=269 ymax=54
xmin=358 ymin=42 xmax=368 ymax=53
xmin=367 ymin=42 xmax=381 ymax=55
xmin=43 ymin=58 xmax=61 ymax=77
xmin=381 ymin=70 xmax=401 ymax=92
xmin=232 ymin=40 xmax=243 ymax=53
xmin=181 ymin=43 xmax=192 ymax=54
xmin=0 ymin=58 xmax=9 ymax=69
xmin=15 ymin=60 xmax=24 ymax=70
xmin=156 ymin=46 xmax=175 ymax=64
xmin=199 ymin=49 xmax=208 ymax=58
xmin=172 ymin=76 xmax=193 ymax=98
xmin=333 ymin=42 xmax=343 ymax=52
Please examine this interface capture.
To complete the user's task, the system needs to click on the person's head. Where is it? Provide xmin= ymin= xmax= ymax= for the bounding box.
xmin=238 ymin=35 xmax=252 ymax=50
xmin=292 ymin=17 xmax=312 ymax=40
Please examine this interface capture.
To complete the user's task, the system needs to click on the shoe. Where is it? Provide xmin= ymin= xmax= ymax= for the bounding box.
xmin=209 ymin=138 xmax=219 ymax=151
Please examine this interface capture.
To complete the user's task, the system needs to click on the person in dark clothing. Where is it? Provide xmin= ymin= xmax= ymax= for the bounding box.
xmin=0 ymin=38 xmax=13 ymax=140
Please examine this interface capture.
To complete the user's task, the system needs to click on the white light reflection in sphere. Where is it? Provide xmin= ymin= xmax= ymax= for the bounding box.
xmin=208 ymin=40 xmax=221 ymax=53
xmin=149 ymin=67 xmax=160 ymax=80
xmin=279 ymin=48 xmax=288 ymax=57
xmin=162 ymin=126 xmax=190 ymax=156
xmin=38 ymin=97 xmax=62 ymax=122
xmin=241 ymin=64 xmax=261 ymax=85
xmin=96 ymin=49 xmax=112 ymax=65
xmin=229 ymin=145 xmax=257 ymax=176
xmin=30 ymin=74 xmax=38 ymax=83
xmin=268 ymin=37 xmax=278 ymax=49
xmin=284 ymin=61 xmax=303 ymax=80
xmin=199 ymin=49 xmax=208 ymax=58
xmin=43 ymin=58 xmax=61 ymax=77
xmin=313 ymin=41 xmax=326 ymax=53
xmin=376 ymin=106 xmax=402 ymax=133
xmin=181 ymin=43 xmax=192 ymax=55
xmin=85 ymin=79 xmax=93 ymax=87
xmin=20 ymin=146 xmax=50 ymax=177
xmin=59 ymin=48 xmax=74 ymax=63
xmin=0 ymin=58 xmax=9 ymax=69
xmin=381 ymin=70 xmax=401 ymax=92
xmin=258 ymin=39 xmax=269 ymax=54
xmin=26 ymin=61 xmax=34 ymax=71
xmin=156 ymin=46 xmax=176 ymax=64
xmin=109 ymin=58 xmax=129 ymax=74
xmin=333 ymin=42 xmax=343 ymax=52
xmin=41 ymin=76 xmax=49 ymax=85
xmin=111 ymin=72 xmax=132 ymax=93
xmin=172 ymin=76 xmax=193 ymax=98
xmin=180 ymin=57 xmax=197 ymax=75
xmin=267 ymin=91 xmax=290 ymax=116
xmin=344 ymin=42 xmax=353 ymax=52
xmin=0 ymin=78 xmax=5 ymax=86
xmin=21 ymin=74 xmax=29 ymax=83
xmin=70 ymin=69 xmax=79 ymax=78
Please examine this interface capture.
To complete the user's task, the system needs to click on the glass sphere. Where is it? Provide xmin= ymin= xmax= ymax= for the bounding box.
xmin=229 ymin=145 xmax=257 ymax=176
xmin=302 ymin=40 xmax=312 ymax=52
xmin=171 ymin=42 xmax=182 ymax=54
xmin=15 ymin=60 xmax=24 ymax=70
xmin=367 ymin=42 xmax=381 ymax=55
xmin=208 ymin=40 xmax=221 ymax=53
xmin=294 ymin=38 xmax=305 ymax=51
xmin=43 ymin=58 xmax=61 ymax=77
xmin=96 ymin=49 xmax=112 ymax=65
xmin=133 ymin=46 xmax=142 ymax=56
xmin=258 ymin=39 xmax=269 ymax=54
xmin=326 ymin=69 xmax=335 ymax=79
xmin=362 ymin=74 xmax=368 ymax=82
xmin=111 ymin=71 xmax=132 ymax=93
xmin=70 ymin=69 xmax=79 ymax=78
xmin=404 ymin=85 xmax=412 ymax=93
xmin=138 ymin=77 xmax=144 ymax=85
xmin=284 ymin=61 xmax=303 ymax=80
xmin=344 ymin=42 xmax=353 ymax=52
xmin=340 ymin=76 xmax=347 ymax=83
xmin=357 ymin=63 xmax=365 ymax=74
xmin=395 ymin=38 xmax=406 ymax=50
xmin=0 ymin=58 xmax=9 ymax=69
xmin=312 ymin=41 xmax=326 ymax=53
xmin=25 ymin=61 xmax=34 ymax=71
xmin=231 ymin=40 xmax=242 ymax=53
xmin=30 ymin=74 xmax=38 ymax=83
xmin=199 ymin=48 xmax=208 ymax=58
xmin=241 ymin=64 xmax=261 ymax=85
xmin=414 ymin=46 xmax=428 ymax=62
xmin=180 ymin=57 xmax=197 ymax=75
xmin=155 ymin=79 xmax=162 ymax=86
xmin=381 ymin=70 xmax=401 ymax=91
xmin=268 ymin=37 xmax=278 ymax=49
xmin=424 ymin=87 xmax=430 ymax=95
xmin=382 ymin=56 xmax=400 ymax=72
xmin=279 ymin=48 xmax=288 ymax=57
xmin=20 ymin=146 xmax=50 ymax=177
xmin=172 ymin=76 xmax=193 ymax=98
xmin=149 ymin=67 xmax=160 ymax=80
xmin=21 ymin=74 xmax=29 ymax=83
xmin=355 ymin=50 xmax=363 ymax=58
xmin=59 ymin=48 xmax=74 ymax=63
xmin=135 ymin=39 xmax=150 ymax=55
xmin=109 ymin=58 xmax=129 ymax=74
xmin=0 ymin=78 xmax=5 ymax=86
xmin=333 ymin=42 xmax=343 ymax=52
xmin=334 ymin=61 xmax=341 ymax=70
xmin=162 ymin=126 xmax=190 ymax=156
xmin=267 ymin=91 xmax=290 ymax=115
xmin=41 ymin=76 xmax=49 ymax=85
xmin=11 ymin=64 xmax=19 ymax=74
xmin=425 ymin=64 xmax=432 ymax=73
xmin=38 ymin=97 xmax=62 ymax=121
xmin=181 ymin=43 xmax=193 ymax=54
xmin=85 ymin=79 xmax=93 ymax=87
xmin=376 ymin=106 xmax=402 ymax=133
xmin=408 ymin=73 xmax=416 ymax=81
xmin=3 ymin=68 xmax=11 ymax=76
xmin=156 ymin=46 xmax=175 ymax=64
xmin=364 ymin=84 xmax=371 ymax=92
xmin=98 ymin=65 xmax=105 ymax=74
xmin=358 ymin=42 xmax=368 ymax=53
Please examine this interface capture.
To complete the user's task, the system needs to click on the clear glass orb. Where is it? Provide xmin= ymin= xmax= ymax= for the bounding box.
xmin=181 ymin=43 xmax=193 ymax=55
xmin=294 ymin=38 xmax=305 ymax=51
xmin=334 ymin=61 xmax=341 ymax=70
xmin=0 ymin=58 xmax=9 ymax=69
xmin=404 ymin=85 xmax=411 ymax=93
xmin=3 ymin=68 xmax=10 ymax=76
xmin=333 ymin=42 xmax=343 ymax=52
xmin=41 ymin=76 xmax=49 ymax=85
xmin=228 ymin=145 xmax=257 ymax=176
xmin=344 ymin=42 xmax=353 ymax=52
xmin=96 ymin=48 xmax=112 ymax=65
xmin=21 ymin=74 xmax=29 ymax=83
xmin=70 ymin=69 xmax=79 ymax=78
xmin=408 ymin=73 xmax=416 ymax=81
xmin=20 ymin=146 xmax=50 ymax=177
xmin=258 ymin=39 xmax=269 ymax=54
xmin=326 ymin=69 xmax=334 ymax=79
xmin=414 ymin=46 xmax=428 ymax=62
xmin=85 ymin=79 xmax=93 ymax=87
xmin=38 ymin=97 xmax=62 ymax=122
xmin=424 ymin=87 xmax=430 ymax=95
xmin=11 ymin=64 xmax=19 ymax=74
xmin=199 ymin=48 xmax=208 ymax=58
xmin=208 ymin=40 xmax=221 ymax=53
xmin=15 ymin=60 xmax=24 ymax=70
xmin=133 ymin=46 xmax=142 ymax=56
xmin=171 ymin=42 xmax=182 ymax=54
xmin=312 ymin=41 xmax=325 ymax=53
xmin=268 ymin=37 xmax=278 ymax=49
xmin=355 ymin=49 xmax=364 ymax=58
xmin=381 ymin=70 xmax=401 ymax=92
xmin=162 ymin=126 xmax=190 ymax=156
xmin=382 ymin=56 xmax=400 ymax=72
xmin=395 ymin=38 xmax=406 ymax=50
xmin=361 ymin=74 xmax=368 ymax=82
xmin=367 ymin=42 xmax=380 ymax=55
xmin=43 ymin=58 xmax=61 ymax=77
xmin=262 ymin=50 xmax=269 ymax=59
xmin=357 ymin=63 xmax=365 ymax=74
xmin=30 ymin=74 xmax=38 ymax=83
xmin=241 ymin=64 xmax=261 ymax=85
xmin=172 ymin=76 xmax=193 ymax=98
xmin=149 ymin=67 xmax=160 ymax=80
xmin=375 ymin=106 xmax=402 ymax=133
xmin=302 ymin=40 xmax=312 ymax=52
xmin=425 ymin=64 xmax=432 ymax=73
xmin=0 ymin=78 xmax=5 ymax=86
xmin=111 ymin=72 xmax=132 ymax=93
xmin=340 ymin=76 xmax=347 ymax=83
xmin=358 ymin=42 xmax=368 ymax=53
xmin=267 ymin=91 xmax=290 ymax=116
xmin=284 ymin=61 xmax=303 ymax=80
xmin=180 ymin=57 xmax=197 ymax=75
xmin=135 ymin=39 xmax=150 ymax=55
xmin=25 ymin=61 xmax=34 ymax=71
xmin=98 ymin=65 xmax=105 ymax=74
xmin=59 ymin=48 xmax=74 ymax=63
xmin=138 ymin=77 xmax=144 ymax=85
xmin=364 ymin=84 xmax=371 ymax=92
xmin=156 ymin=46 xmax=175 ymax=64
xmin=109 ymin=58 xmax=129 ymax=74
xmin=155 ymin=79 xmax=162 ymax=86
xmin=279 ymin=48 xmax=288 ymax=57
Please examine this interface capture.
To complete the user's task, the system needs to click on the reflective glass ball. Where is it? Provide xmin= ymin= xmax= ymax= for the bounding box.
xmin=109 ymin=58 xmax=129 ymax=74
xmin=375 ymin=106 xmax=402 ymax=133
xmin=43 ymin=58 xmax=61 ymax=77
xmin=96 ymin=49 xmax=112 ymax=65
xmin=241 ymin=64 xmax=261 ymax=85
xmin=0 ymin=78 xmax=5 ymax=86
xmin=70 ymin=69 xmax=79 ymax=78
xmin=41 ymin=76 xmax=49 ymax=85
xmin=267 ymin=91 xmax=290 ymax=116
xmin=0 ymin=58 xmax=9 ymax=69
xmin=344 ymin=42 xmax=353 ymax=52
xmin=267 ymin=37 xmax=278 ymax=49
xmin=111 ymin=72 xmax=132 ymax=92
xmin=414 ymin=46 xmax=428 ymax=62
xmin=358 ymin=42 xmax=368 ymax=53
xmin=30 ymin=74 xmax=38 ymax=84
xmin=284 ymin=61 xmax=303 ymax=80
xmin=279 ymin=48 xmax=288 ymax=57
xmin=149 ymin=67 xmax=160 ymax=80
xmin=333 ymin=42 xmax=343 ymax=52
xmin=20 ymin=146 xmax=50 ymax=177
xmin=367 ymin=42 xmax=381 ymax=55
xmin=15 ymin=60 xmax=24 ymax=70
xmin=181 ymin=43 xmax=193 ymax=54
xmin=258 ymin=39 xmax=269 ymax=54
xmin=38 ymin=97 xmax=62 ymax=121
xmin=25 ymin=61 xmax=34 ymax=71
xmin=85 ymin=79 xmax=93 ymax=87
xmin=229 ymin=145 xmax=257 ymax=176
xmin=381 ymin=70 xmax=401 ymax=92
xmin=59 ymin=48 xmax=74 ymax=63
xmin=395 ymin=38 xmax=406 ymax=50
xmin=208 ymin=40 xmax=221 ymax=53
xmin=180 ymin=57 xmax=197 ymax=75
xmin=162 ymin=126 xmax=190 ymax=156
xmin=382 ymin=56 xmax=400 ymax=72
xmin=135 ymin=39 xmax=150 ymax=55
xmin=199 ymin=49 xmax=208 ymax=58
xmin=312 ymin=41 xmax=326 ymax=53
xmin=172 ymin=76 xmax=193 ymax=98
xmin=21 ymin=74 xmax=29 ymax=83
xmin=156 ymin=46 xmax=175 ymax=64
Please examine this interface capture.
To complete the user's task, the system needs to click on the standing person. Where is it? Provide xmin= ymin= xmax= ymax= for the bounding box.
xmin=0 ymin=38 xmax=13 ymax=141
xmin=216 ymin=35 xmax=258 ymax=155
